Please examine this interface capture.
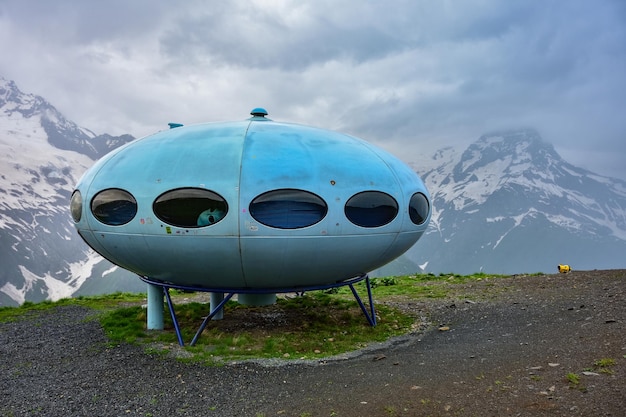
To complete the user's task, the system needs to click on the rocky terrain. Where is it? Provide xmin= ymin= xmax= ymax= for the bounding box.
xmin=1 ymin=269 xmax=624 ymax=416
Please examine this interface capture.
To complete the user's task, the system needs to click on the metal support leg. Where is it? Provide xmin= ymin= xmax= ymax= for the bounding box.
xmin=163 ymin=287 xmax=185 ymax=346
xmin=190 ymin=292 xmax=236 ymax=346
xmin=349 ymin=276 xmax=377 ymax=326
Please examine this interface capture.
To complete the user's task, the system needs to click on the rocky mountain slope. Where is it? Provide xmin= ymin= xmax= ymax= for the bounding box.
xmin=405 ymin=129 xmax=626 ymax=274
xmin=0 ymin=77 xmax=139 ymax=306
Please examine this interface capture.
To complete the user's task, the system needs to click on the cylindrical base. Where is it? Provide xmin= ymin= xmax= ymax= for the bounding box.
xmin=210 ymin=292 xmax=225 ymax=320
xmin=146 ymin=284 xmax=164 ymax=330
xmin=237 ymin=293 xmax=277 ymax=306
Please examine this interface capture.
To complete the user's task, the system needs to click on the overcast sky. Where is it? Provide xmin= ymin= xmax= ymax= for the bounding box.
xmin=1 ymin=0 xmax=625 ymax=179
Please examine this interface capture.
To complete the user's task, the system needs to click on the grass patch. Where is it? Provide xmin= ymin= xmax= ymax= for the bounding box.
xmin=593 ymin=358 xmax=616 ymax=374
xmin=566 ymin=372 xmax=581 ymax=387
xmin=335 ymin=272 xmax=510 ymax=300
xmin=0 ymin=292 xmax=145 ymax=323
xmin=101 ymin=292 xmax=415 ymax=363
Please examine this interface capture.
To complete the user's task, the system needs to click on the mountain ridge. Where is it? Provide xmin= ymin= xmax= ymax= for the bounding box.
xmin=405 ymin=129 xmax=626 ymax=274
xmin=0 ymin=76 xmax=140 ymax=306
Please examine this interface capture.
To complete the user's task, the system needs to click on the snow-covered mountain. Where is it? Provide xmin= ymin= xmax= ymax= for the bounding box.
xmin=0 ymin=77 xmax=140 ymax=306
xmin=405 ymin=129 xmax=626 ymax=274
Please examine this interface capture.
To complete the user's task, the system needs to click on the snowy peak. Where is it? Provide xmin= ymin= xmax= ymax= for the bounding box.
xmin=1 ymin=78 xmax=49 ymax=118
xmin=458 ymin=129 xmax=559 ymax=176
xmin=452 ymin=129 xmax=570 ymax=191
xmin=0 ymin=76 xmax=133 ymax=159
xmin=412 ymin=129 xmax=626 ymax=275
xmin=424 ymin=129 xmax=626 ymax=213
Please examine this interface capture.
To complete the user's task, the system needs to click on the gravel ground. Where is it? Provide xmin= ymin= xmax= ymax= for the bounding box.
xmin=1 ymin=270 xmax=624 ymax=417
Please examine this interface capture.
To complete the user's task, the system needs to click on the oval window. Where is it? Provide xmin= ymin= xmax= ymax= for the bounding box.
xmin=91 ymin=188 xmax=137 ymax=226
xmin=249 ymin=189 xmax=327 ymax=229
xmin=153 ymin=188 xmax=228 ymax=228
xmin=409 ymin=192 xmax=430 ymax=225
xmin=70 ymin=190 xmax=82 ymax=223
xmin=345 ymin=191 xmax=398 ymax=227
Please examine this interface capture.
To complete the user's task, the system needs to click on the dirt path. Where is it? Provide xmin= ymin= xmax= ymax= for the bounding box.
xmin=1 ymin=270 xmax=624 ymax=416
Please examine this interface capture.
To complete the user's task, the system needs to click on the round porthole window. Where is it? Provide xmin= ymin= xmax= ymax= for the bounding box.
xmin=250 ymin=189 xmax=327 ymax=229
xmin=153 ymin=188 xmax=228 ymax=228
xmin=409 ymin=192 xmax=430 ymax=225
xmin=345 ymin=191 xmax=398 ymax=227
xmin=70 ymin=190 xmax=82 ymax=223
xmin=91 ymin=189 xmax=137 ymax=226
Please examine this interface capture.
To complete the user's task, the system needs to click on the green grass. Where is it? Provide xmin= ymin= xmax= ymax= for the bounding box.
xmin=594 ymin=358 xmax=616 ymax=368
xmin=1 ymin=273 xmax=521 ymax=365
xmin=334 ymin=272 xmax=511 ymax=300
xmin=593 ymin=358 xmax=617 ymax=374
xmin=0 ymin=292 xmax=146 ymax=322
xmin=100 ymin=292 xmax=415 ymax=363
xmin=566 ymin=372 xmax=581 ymax=387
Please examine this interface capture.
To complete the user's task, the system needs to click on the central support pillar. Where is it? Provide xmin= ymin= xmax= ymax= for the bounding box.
xmin=237 ymin=293 xmax=277 ymax=306
xmin=210 ymin=292 xmax=225 ymax=320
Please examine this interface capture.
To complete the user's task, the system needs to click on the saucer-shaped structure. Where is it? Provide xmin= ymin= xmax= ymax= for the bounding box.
xmin=70 ymin=109 xmax=430 ymax=290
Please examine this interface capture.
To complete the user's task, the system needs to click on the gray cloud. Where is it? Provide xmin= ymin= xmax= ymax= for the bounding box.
xmin=159 ymin=2 xmax=413 ymax=71
xmin=1 ymin=0 xmax=624 ymax=180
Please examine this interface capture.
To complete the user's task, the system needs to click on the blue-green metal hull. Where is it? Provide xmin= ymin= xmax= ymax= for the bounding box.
xmin=72 ymin=113 xmax=430 ymax=289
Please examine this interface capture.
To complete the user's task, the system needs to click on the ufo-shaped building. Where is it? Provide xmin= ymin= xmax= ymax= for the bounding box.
xmin=70 ymin=109 xmax=430 ymax=292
